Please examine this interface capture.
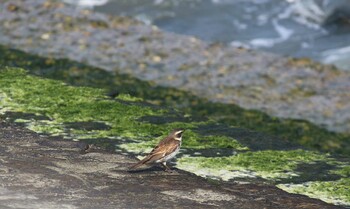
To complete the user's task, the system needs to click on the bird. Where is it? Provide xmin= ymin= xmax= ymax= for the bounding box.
xmin=128 ymin=128 xmax=185 ymax=171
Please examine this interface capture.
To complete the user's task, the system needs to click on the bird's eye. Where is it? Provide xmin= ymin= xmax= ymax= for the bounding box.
xmin=176 ymin=133 xmax=182 ymax=138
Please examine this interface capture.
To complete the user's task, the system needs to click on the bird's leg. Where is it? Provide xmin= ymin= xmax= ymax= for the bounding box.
xmin=161 ymin=162 xmax=172 ymax=172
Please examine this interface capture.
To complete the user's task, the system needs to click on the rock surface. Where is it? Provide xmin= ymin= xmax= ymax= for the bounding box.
xmin=0 ymin=120 xmax=343 ymax=209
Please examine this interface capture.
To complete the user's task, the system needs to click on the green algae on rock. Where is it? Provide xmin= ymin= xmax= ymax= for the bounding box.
xmin=0 ymin=67 xmax=164 ymax=139
xmin=180 ymin=130 xmax=249 ymax=150
xmin=0 ymin=67 xmax=248 ymax=152
xmin=0 ymin=45 xmax=349 ymax=156
xmin=178 ymin=149 xmax=350 ymax=206
xmin=177 ymin=149 xmax=330 ymax=180
xmin=277 ymin=178 xmax=350 ymax=206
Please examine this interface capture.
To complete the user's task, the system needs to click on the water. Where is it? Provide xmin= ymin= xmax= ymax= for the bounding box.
xmin=63 ymin=0 xmax=350 ymax=71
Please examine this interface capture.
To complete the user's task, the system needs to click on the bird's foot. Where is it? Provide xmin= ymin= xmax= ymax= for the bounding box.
xmin=161 ymin=162 xmax=173 ymax=172
xmin=164 ymin=167 xmax=173 ymax=173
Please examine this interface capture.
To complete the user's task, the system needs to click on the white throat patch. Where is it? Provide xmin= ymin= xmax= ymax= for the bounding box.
xmin=174 ymin=136 xmax=182 ymax=141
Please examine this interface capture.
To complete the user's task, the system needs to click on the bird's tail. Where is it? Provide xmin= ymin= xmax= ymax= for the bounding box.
xmin=128 ymin=156 xmax=151 ymax=170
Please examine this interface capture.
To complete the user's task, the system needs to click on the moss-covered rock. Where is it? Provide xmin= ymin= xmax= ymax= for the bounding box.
xmin=0 ymin=67 xmax=244 ymax=150
xmin=0 ymin=45 xmax=349 ymax=156
xmin=178 ymin=149 xmax=330 ymax=180
xmin=0 ymin=67 xmax=349 ymax=207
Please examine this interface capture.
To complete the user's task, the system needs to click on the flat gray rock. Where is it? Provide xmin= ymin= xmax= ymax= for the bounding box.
xmin=0 ymin=121 xmax=342 ymax=209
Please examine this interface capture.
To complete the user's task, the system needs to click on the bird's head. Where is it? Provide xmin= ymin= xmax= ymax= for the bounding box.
xmin=171 ymin=128 xmax=185 ymax=141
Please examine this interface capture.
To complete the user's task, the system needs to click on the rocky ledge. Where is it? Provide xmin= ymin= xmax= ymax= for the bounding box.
xmin=0 ymin=120 xmax=343 ymax=209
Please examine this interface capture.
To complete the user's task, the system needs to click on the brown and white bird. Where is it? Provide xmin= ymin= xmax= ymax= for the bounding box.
xmin=129 ymin=129 xmax=185 ymax=171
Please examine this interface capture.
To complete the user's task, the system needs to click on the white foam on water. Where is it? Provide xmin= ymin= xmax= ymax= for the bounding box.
xmin=321 ymin=46 xmax=350 ymax=70
xmin=249 ymin=19 xmax=294 ymax=48
xmin=63 ymin=0 xmax=109 ymax=8
xmin=154 ymin=0 xmax=164 ymax=5
xmin=322 ymin=45 xmax=350 ymax=63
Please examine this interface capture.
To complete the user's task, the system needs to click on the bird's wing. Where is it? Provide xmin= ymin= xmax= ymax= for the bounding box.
xmin=128 ymin=146 xmax=165 ymax=169
xmin=146 ymin=142 xmax=177 ymax=162
xmin=129 ymin=138 xmax=179 ymax=170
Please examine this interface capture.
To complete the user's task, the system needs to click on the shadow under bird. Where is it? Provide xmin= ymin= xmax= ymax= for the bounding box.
xmin=128 ymin=129 xmax=185 ymax=172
